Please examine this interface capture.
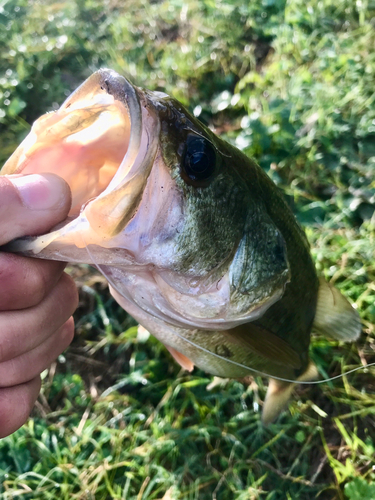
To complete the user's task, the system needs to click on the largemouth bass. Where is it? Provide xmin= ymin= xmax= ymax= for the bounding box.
xmin=1 ymin=69 xmax=361 ymax=423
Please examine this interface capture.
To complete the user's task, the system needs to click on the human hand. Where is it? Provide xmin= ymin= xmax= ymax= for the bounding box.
xmin=0 ymin=173 xmax=78 ymax=438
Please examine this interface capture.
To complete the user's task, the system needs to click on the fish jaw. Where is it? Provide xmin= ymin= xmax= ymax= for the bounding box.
xmin=2 ymin=69 xmax=160 ymax=255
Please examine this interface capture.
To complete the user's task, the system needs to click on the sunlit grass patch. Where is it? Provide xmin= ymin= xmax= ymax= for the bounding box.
xmin=0 ymin=0 xmax=374 ymax=499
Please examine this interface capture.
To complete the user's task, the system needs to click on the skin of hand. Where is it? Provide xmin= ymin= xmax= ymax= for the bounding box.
xmin=0 ymin=173 xmax=78 ymax=438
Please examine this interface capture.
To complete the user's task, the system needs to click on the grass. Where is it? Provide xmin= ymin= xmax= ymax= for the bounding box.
xmin=0 ymin=0 xmax=375 ymax=498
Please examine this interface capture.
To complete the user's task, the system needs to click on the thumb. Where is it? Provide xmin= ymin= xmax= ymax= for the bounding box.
xmin=0 ymin=173 xmax=72 ymax=246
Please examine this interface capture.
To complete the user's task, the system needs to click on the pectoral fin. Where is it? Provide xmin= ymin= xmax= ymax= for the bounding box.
xmin=225 ymin=323 xmax=302 ymax=370
xmin=313 ymin=278 xmax=361 ymax=342
xmin=262 ymin=362 xmax=319 ymax=425
xmin=165 ymin=346 xmax=195 ymax=372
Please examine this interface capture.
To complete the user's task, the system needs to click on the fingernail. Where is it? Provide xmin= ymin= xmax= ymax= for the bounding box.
xmin=9 ymin=174 xmax=69 ymax=210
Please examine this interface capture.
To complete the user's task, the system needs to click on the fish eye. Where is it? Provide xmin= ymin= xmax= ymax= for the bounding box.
xmin=181 ymin=135 xmax=216 ymax=186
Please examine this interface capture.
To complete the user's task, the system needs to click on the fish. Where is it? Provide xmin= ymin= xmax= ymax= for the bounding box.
xmin=0 ymin=69 xmax=361 ymax=423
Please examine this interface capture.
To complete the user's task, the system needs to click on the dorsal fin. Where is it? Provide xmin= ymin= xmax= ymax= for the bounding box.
xmin=224 ymin=323 xmax=302 ymax=370
xmin=313 ymin=278 xmax=361 ymax=342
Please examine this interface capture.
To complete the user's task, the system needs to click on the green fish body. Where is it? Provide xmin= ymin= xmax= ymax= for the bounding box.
xmin=1 ymin=69 xmax=361 ymax=423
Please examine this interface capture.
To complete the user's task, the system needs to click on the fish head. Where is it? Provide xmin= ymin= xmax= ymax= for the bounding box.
xmin=2 ymin=69 xmax=290 ymax=330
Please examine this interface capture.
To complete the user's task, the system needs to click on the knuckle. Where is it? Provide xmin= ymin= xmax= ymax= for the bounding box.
xmin=0 ymin=325 xmax=16 ymax=364
xmin=61 ymin=317 xmax=75 ymax=346
xmin=0 ymin=378 xmax=40 ymax=438
xmin=0 ymin=254 xmax=15 ymax=280
xmin=0 ymin=357 xmax=17 ymax=388
xmin=0 ymin=178 xmax=24 ymax=245
xmin=24 ymin=263 xmax=50 ymax=306
xmin=59 ymin=273 xmax=79 ymax=313
xmin=0 ymin=255 xmax=65 ymax=310
xmin=46 ymin=273 xmax=78 ymax=328
xmin=0 ymin=254 xmax=23 ymax=286
xmin=0 ymin=177 xmax=21 ymax=206
xmin=26 ymin=260 xmax=66 ymax=307
xmin=0 ymin=394 xmax=13 ymax=436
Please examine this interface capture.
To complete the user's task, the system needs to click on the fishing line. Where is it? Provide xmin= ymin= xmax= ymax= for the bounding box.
xmin=80 ymin=230 xmax=373 ymax=386
xmin=167 ymin=330 xmax=375 ymax=385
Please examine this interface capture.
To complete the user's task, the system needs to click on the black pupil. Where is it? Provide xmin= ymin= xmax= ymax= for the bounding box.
xmin=183 ymin=135 xmax=216 ymax=181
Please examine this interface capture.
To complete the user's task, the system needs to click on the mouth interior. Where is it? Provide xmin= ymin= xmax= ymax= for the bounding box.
xmin=12 ymin=91 xmax=131 ymax=217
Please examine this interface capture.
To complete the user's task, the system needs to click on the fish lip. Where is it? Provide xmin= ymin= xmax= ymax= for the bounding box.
xmin=82 ymin=70 xmax=161 ymax=237
xmin=61 ymin=68 xmax=142 ymax=116
xmin=60 ymin=68 xmax=145 ymax=177
xmin=63 ymin=69 xmax=160 ymax=234
xmin=95 ymin=68 xmax=144 ymax=153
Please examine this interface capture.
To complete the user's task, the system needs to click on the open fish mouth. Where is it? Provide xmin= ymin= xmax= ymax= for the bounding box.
xmin=2 ymin=69 xmax=159 ymax=254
